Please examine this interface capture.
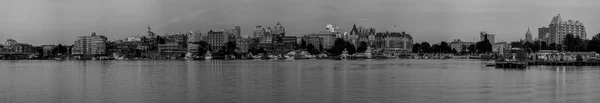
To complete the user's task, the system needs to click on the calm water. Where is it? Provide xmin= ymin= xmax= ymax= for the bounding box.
xmin=1 ymin=59 xmax=600 ymax=103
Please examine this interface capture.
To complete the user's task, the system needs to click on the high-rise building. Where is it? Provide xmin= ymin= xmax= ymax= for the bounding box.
xmin=272 ymin=22 xmax=285 ymax=37
xmin=547 ymin=14 xmax=587 ymax=44
xmin=525 ymin=28 xmax=532 ymax=42
xmin=226 ymin=26 xmax=241 ymax=38
xmin=538 ymin=26 xmax=550 ymax=42
xmin=206 ymin=30 xmax=236 ymax=51
xmin=480 ymin=31 xmax=496 ymax=52
xmin=480 ymin=31 xmax=495 ymax=44
xmin=72 ymin=32 xmax=108 ymax=55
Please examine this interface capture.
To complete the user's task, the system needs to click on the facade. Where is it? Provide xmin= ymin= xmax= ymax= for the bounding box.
xmin=525 ymin=28 xmax=532 ymax=42
xmin=349 ymin=24 xmax=376 ymax=46
xmin=302 ymin=35 xmax=323 ymax=49
xmin=157 ymin=33 xmax=188 ymax=58
xmin=450 ymin=39 xmax=475 ymax=52
xmin=187 ymin=30 xmax=203 ymax=53
xmin=125 ymin=36 xmax=143 ymax=42
xmin=226 ymin=26 xmax=241 ymax=38
xmin=282 ymin=36 xmax=298 ymax=44
xmin=236 ymin=37 xmax=250 ymax=53
xmin=41 ymin=45 xmax=56 ymax=56
xmin=494 ymin=42 xmax=510 ymax=54
xmin=480 ymin=31 xmax=495 ymax=44
xmin=480 ymin=31 xmax=496 ymax=52
xmin=315 ymin=32 xmax=336 ymax=49
xmin=538 ymin=26 xmax=550 ymax=42
xmin=546 ymin=14 xmax=587 ymax=44
xmin=71 ymin=32 xmax=108 ymax=55
xmin=158 ymin=42 xmax=187 ymax=56
xmin=382 ymin=32 xmax=413 ymax=55
xmin=206 ymin=30 xmax=236 ymax=51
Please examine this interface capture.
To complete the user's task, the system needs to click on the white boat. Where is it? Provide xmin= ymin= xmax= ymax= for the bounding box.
xmin=204 ymin=51 xmax=212 ymax=60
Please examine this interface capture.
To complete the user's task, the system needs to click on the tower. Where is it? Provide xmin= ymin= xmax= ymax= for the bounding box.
xmin=525 ymin=27 xmax=532 ymax=42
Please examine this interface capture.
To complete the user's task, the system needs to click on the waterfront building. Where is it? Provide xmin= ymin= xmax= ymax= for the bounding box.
xmin=71 ymin=32 xmax=108 ymax=56
xmin=450 ymin=39 xmax=475 ymax=52
xmin=349 ymin=24 xmax=376 ymax=46
xmin=206 ymin=30 xmax=236 ymax=51
xmin=187 ymin=30 xmax=203 ymax=53
xmin=236 ymin=37 xmax=250 ymax=53
xmin=495 ymin=42 xmax=510 ymax=54
xmin=480 ymin=31 xmax=496 ymax=52
xmin=282 ymin=36 xmax=298 ymax=44
xmin=272 ymin=22 xmax=285 ymax=37
xmin=226 ymin=26 xmax=241 ymax=38
xmin=41 ymin=45 xmax=56 ymax=56
xmin=545 ymin=14 xmax=587 ymax=44
xmin=480 ymin=31 xmax=495 ymax=44
xmin=1 ymin=39 xmax=35 ymax=54
xmin=107 ymin=41 xmax=149 ymax=58
xmin=525 ymin=28 xmax=532 ymax=42
xmin=315 ymin=32 xmax=336 ymax=49
xmin=158 ymin=42 xmax=187 ymax=58
xmin=157 ymin=33 xmax=188 ymax=58
xmin=252 ymin=25 xmax=265 ymax=38
xmin=301 ymin=35 xmax=323 ymax=49
xmin=382 ymin=32 xmax=413 ymax=55
xmin=125 ymin=36 xmax=143 ymax=42
xmin=538 ymin=27 xmax=551 ymax=43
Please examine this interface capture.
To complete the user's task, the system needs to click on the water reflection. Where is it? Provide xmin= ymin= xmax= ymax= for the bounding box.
xmin=1 ymin=60 xmax=600 ymax=102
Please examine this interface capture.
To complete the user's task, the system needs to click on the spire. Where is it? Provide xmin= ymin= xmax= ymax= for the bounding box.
xmin=276 ymin=21 xmax=281 ymax=25
xmin=526 ymin=27 xmax=531 ymax=35
xmin=148 ymin=24 xmax=151 ymax=31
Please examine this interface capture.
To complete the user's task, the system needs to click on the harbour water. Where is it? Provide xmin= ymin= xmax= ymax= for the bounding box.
xmin=1 ymin=59 xmax=599 ymax=103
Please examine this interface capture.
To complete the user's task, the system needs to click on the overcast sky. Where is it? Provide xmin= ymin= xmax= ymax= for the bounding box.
xmin=1 ymin=0 xmax=600 ymax=45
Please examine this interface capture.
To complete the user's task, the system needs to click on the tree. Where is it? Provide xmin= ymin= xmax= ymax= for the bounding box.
xmin=467 ymin=44 xmax=476 ymax=54
xmin=420 ymin=42 xmax=431 ymax=53
xmin=330 ymin=38 xmax=347 ymax=56
xmin=431 ymin=44 xmax=440 ymax=53
xmin=548 ymin=43 xmax=557 ymax=50
xmin=300 ymin=40 xmax=307 ymax=49
xmin=440 ymin=41 xmax=451 ymax=53
xmin=563 ymin=33 xmax=586 ymax=52
xmin=357 ymin=41 xmax=368 ymax=52
xmin=347 ymin=43 xmax=357 ymax=55
xmin=194 ymin=41 xmax=211 ymax=56
xmin=306 ymin=44 xmax=318 ymax=54
xmin=476 ymin=38 xmax=493 ymax=53
xmin=451 ymin=48 xmax=458 ymax=54
xmin=412 ymin=43 xmax=421 ymax=53
xmin=588 ymin=33 xmax=600 ymax=53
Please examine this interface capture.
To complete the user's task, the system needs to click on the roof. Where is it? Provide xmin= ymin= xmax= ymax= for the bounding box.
xmin=565 ymin=52 xmax=598 ymax=55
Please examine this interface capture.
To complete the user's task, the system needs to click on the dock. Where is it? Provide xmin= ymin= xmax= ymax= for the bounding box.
xmin=495 ymin=61 xmax=528 ymax=68
xmin=528 ymin=61 xmax=600 ymax=66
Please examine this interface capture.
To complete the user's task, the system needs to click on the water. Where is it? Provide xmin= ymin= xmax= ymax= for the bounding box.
xmin=1 ymin=59 xmax=599 ymax=103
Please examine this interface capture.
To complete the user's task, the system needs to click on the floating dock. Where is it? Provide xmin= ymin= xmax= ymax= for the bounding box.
xmin=495 ymin=61 xmax=528 ymax=68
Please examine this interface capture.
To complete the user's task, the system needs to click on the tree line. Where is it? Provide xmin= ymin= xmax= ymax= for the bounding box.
xmin=511 ymin=33 xmax=600 ymax=53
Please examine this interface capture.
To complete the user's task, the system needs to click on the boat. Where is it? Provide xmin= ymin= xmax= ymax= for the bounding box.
xmin=204 ymin=51 xmax=212 ymax=60
xmin=340 ymin=49 xmax=349 ymax=60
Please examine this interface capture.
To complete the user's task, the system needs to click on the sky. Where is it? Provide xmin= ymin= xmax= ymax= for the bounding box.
xmin=1 ymin=0 xmax=600 ymax=45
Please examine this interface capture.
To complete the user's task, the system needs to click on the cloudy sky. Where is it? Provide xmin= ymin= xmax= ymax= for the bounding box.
xmin=1 ymin=0 xmax=600 ymax=45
